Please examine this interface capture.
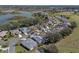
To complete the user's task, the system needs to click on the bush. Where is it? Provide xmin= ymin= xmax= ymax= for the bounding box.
xmin=2 ymin=45 xmax=8 ymax=48
xmin=46 ymin=32 xmax=62 ymax=43
xmin=70 ymin=21 xmax=77 ymax=29
xmin=3 ymin=31 xmax=13 ymax=41
xmin=45 ymin=27 xmax=72 ymax=44
xmin=59 ymin=27 xmax=72 ymax=37
xmin=38 ymin=44 xmax=58 ymax=53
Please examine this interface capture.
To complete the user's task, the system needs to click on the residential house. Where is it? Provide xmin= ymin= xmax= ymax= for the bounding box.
xmin=19 ymin=27 xmax=30 ymax=36
xmin=10 ymin=29 xmax=22 ymax=38
xmin=0 ymin=31 xmax=7 ymax=37
xmin=32 ymin=36 xmax=45 ymax=44
xmin=21 ymin=38 xmax=37 ymax=50
xmin=0 ymin=31 xmax=8 ymax=40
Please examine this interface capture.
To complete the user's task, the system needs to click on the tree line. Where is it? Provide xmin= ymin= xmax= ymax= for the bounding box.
xmin=45 ymin=21 xmax=77 ymax=44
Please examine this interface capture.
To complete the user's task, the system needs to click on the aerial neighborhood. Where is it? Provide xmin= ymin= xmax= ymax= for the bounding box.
xmin=0 ymin=6 xmax=77 ymax=53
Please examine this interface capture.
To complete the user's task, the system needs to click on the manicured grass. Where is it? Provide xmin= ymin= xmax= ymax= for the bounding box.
xmin=56 ymin=47 xmax=79 ymax=53
xmin=15 ymin=44 xmax=28 ymax=53
xmin=55 ymin=12 xmax=79 ymax=53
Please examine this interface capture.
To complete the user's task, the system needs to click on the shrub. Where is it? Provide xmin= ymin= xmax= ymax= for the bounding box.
xmin=70 ymin=21 xmax=77 ymax=29
xmin=46 ymin=32 xmax=62 ymax=43
xmin=45 ymin=27 xmax=72 ymax=44
xmin=2 ymin=45 xmax=8 ymax=48
xmin=38 ymin=44 xmax=58 ymax=53
xmin=59 ymin=27 xmax=72 ymax=37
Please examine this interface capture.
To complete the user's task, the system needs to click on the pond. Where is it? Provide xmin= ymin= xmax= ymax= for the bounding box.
xmin=0 ymin=11 xmax=33 ymax=24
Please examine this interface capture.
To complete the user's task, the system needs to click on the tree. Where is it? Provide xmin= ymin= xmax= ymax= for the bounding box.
xmin=59 ymin=27 xmax=72 ymax=37
xmin=46 ymin=32 xmax=62 ymax=43
xmin=3 ymin=31 xmax=13 ymax=41
xmin=70 ymin=21 xmax=77 ymax=29
xmin=38 ymin=44 xmax=58 ymax=53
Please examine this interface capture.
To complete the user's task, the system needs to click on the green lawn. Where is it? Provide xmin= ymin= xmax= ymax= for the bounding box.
xmin=15 ymin=44 xmax=28 ymax=53
xmin=56 ymin=47 xmax=79 ymax=53
xmin=55 ymin=12 xmax=79 ymax=53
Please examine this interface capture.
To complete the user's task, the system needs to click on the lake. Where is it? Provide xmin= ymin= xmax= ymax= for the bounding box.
xmin=0 ymin=11 xmax=33 ymax=24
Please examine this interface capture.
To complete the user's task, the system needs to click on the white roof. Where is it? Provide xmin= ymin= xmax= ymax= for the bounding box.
xmin=20 ymin=38 xmax=27 ymax=40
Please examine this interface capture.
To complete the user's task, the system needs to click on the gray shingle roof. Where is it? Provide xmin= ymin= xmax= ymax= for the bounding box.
xmin=21 ymin=38 xmax=37 ymax=50
xmin=32 ymin=36 xmax=45 ymax=44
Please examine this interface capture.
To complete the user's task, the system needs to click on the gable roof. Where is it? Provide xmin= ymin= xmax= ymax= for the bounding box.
xmin=19 ymin=27 xmax=30 ymax=34
xmin=32 ymin=36 xmax=45 ymax=44
xmin=21 ymin=38 xmax=37 ymax=50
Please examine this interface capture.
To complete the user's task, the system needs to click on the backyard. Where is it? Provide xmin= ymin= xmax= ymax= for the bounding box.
xmin=15 ymin=44 xmax=28 ymax=53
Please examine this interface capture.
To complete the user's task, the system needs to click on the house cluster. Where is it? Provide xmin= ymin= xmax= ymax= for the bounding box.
xmin=11 ymin=26 xmax=48 ymax=51
xmin=0 ymin=15 xmax=71 ymax=52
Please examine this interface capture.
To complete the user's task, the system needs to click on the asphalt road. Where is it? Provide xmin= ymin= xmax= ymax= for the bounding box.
xmin=8 ymin=38 xmax=19 ymax=53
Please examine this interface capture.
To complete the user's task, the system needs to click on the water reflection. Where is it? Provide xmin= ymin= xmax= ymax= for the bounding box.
xmin=0 ymin=12 xmax=33 ymax=24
